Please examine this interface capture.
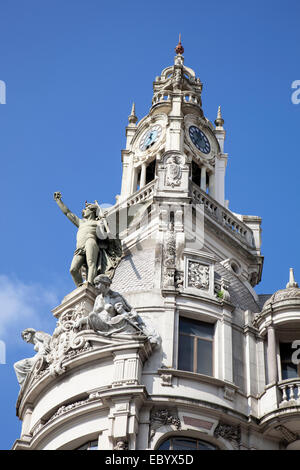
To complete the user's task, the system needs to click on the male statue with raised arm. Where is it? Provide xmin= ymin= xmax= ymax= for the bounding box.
xmin=54 ymin=191 xmax=110 ymax=286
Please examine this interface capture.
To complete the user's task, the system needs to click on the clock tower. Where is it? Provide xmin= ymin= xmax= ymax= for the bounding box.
xmin=120 ymin=38 xmax=227 ymax=208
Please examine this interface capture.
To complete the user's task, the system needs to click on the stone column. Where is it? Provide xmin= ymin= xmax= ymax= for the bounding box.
xmin=214 ymin=156 xmax=227 ymax=206
xmin=209 ymin=172 xmax=215 ymax=198
xmin=221 ymin=318 xmax=233 ymax=382
xmin=267 ymin=324 xmax=277 ymax=384
xmin=140 ymin=163 xmax=147 ymax=189
xmin=200 ymin=167 xmax=206 ymax=192
xmin=131 ymin=167 xmax=138 ymax=193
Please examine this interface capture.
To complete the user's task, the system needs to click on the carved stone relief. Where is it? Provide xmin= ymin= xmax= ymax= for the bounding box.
xmin=214 ymin=422 xmax=241 ymax=448
xmin=150 ymin=408 xmax=181 ymax=440
xmin=174 ymin=270 xmax=184 ymax=290
xmin=162 ymin=223 xmax=176 ymax=288
xmin=187 ymin=261 xmax=209 ymax=290
xmin=165 ymin=155 xmax=183 ymax=187
xmin=160 ymin=373 xmax=173 ymax=387
xmin=114 ymin=440 xmax=129 ymax=450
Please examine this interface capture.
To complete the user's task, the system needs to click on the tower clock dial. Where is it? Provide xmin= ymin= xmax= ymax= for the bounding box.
xmin=189 ymin=126 xmax=211 ymax=155
xmin=139 ymin=125 xmax=162 ymax=151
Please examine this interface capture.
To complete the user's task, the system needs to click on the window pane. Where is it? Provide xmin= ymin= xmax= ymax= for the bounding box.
xmin=77 ymin=440 xmax=98 ymax=450
xmin=158 ymin=439 xmax=171 ymax=450
xmin=172 ymin=438 xmax=197 ymax=450
xmin=179 ymin=317 xmax=214 ymax=339
xmin=158 ymin=437 xmax=217 ymax=450
xmin=88 ymin=444 xmax=98 ymax=450
xmin=197 ymin=440 xmax=217 ymax=450
xmin=280 ymin=342 xmax=299 ymax=380
xmin=282 ymin=363 xmax=298 ymax=380
xmin=178 ymin=334 xmax=194 ymax=372
xmin=280 ymin=343 xmax=294 ymax=361
xmin=197 ymin=338 xmax=212 ymax=375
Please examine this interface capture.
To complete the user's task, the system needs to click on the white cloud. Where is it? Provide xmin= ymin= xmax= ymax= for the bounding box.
xmin=0 ymin=275 xmax=59 ymax=340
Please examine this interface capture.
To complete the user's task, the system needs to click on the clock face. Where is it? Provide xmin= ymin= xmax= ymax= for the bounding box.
xmin=139 ymin=125 xmax=162 ymax=151
xmin=189 ymin=126 xmax=211 ymax=154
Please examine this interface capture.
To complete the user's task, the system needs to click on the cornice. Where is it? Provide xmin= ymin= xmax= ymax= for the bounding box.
xmin=16 ymin=336 xmax=152 ymax=419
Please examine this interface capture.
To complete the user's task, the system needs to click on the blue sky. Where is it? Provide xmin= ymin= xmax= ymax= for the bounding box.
xmin=0 ymin=0 xmax=300 ymax=449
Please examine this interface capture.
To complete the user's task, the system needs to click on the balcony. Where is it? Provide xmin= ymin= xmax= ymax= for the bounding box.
xmin=190 ymin=182 xmax=256 ymax=249
xmin=278 ymin=378 xmax=300 ymax=407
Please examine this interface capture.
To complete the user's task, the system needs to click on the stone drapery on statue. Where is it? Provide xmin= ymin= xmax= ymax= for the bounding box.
xmin=75 ymin=275 xmax=160 ymax=344
xmin=53 ymin=192 xmax=122 ymax=287
xmin=14 ymin=329 xmax=51 ymax=386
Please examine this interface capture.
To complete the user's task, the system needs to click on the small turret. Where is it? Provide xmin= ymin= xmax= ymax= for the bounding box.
xmin=286 ymin=268 xmax=299 ymax=288
xmin=128 ymin=102 xmax=138 ymax=125
xmin=214 ymin=106 xmax=224 ymax=129
xmin=125 ymin=102 xmax=138 ymax=150
xmin=214 ymin=105 xmax=226 ymax=154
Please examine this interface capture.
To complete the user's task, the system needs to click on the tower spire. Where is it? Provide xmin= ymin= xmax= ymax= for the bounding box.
xmin=175 ymin=33 xmax=184 ymax=55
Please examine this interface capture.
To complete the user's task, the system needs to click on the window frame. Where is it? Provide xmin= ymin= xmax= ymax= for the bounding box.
xmin=178 ymin=315 xmax=215 ymax=377
xmin=278 ymin=340 xmax=300 ymax=381
xmin=157 ymin=436 xmax=218 ymax=450
xmin=76 ymin=439 xmax=99 ymax=450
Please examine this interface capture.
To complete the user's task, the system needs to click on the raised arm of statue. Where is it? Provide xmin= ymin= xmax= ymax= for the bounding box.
xmin=53 ymin=191 xmax=80 ymax=227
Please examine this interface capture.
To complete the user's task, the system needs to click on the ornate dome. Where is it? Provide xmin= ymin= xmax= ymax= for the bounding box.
xmin=262 ymin=268 xmax=300 ymax=309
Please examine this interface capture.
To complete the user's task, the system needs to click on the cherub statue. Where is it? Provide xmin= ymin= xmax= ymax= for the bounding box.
xmin=53 ymin=192 xmax=122 ymax=286
xmin=14 ymin=328 xmax=51 ymax=386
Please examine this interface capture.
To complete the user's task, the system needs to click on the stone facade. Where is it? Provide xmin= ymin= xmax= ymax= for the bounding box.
xmin=12 ymin=44 xmax=300 ymax=451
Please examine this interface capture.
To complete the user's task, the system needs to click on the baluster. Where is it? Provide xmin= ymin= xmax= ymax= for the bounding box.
xmin=281 ymin=385 xmax=287 ymax=404
xmin=289 ymin=384 xmax=295 ymax=400
xmin=297 ymin=383 xmax=300 ymax=401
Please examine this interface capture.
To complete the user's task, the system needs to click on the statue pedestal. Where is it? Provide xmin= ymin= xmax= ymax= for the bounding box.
xmin=52 ymin=282 xmax=97 ymax=321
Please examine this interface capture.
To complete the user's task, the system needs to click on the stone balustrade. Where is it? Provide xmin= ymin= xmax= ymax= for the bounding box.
xmin=109 ymin=181 xmax=256 ymax=248
xmin=191 ymin=183 xmax=254 ymax=248
xmin=109 ymin=180 xmax=156 ymax=219
xmin=184 ymin=93 xmax=200 ymax=104
xmin=278 ymin=379 xmax=300 ymax=407
xmin=126 ymin=180 xmax=155 ymax=207
xmin=152 ymin=92 xmax=200 ymax=106
xmin=152 ymin=93 xmax=171 ymax=105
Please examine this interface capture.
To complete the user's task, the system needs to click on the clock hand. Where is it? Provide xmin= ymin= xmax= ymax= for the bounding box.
xmin=145 ymin=132 xmax=155 ymax=148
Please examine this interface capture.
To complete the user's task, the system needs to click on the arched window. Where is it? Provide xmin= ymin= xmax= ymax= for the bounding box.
xmin=76 ymin=440 xmax=98 ymax=450
xmin=158 ymin=436 xmax=217 ymax=450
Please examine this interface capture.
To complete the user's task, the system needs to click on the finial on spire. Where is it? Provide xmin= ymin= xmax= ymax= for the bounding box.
xmin=175 ymin=34 xmax=184 ymax=55
xmin=286 ymin=268 xmax=299 ymax=288
xmin=128 ymin=102 xmax=138 ymax=125
xmin=214 ymin=105 xmax=224 ymax=128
